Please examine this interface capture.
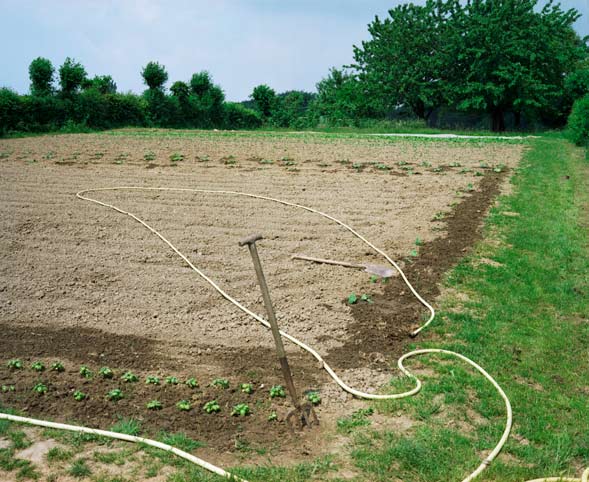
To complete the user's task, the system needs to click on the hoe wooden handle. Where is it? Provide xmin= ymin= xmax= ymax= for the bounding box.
xmin=239 ymin=233 xmax=263 ymax=246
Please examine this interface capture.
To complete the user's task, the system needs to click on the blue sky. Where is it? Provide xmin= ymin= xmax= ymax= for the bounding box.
xmin=1 ymin=0 xmax=587 ymax=101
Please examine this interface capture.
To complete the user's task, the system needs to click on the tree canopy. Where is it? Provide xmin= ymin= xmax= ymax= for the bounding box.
xmin=29 ymin=57 xmax=55 ymax=96
xmin=350 ymin=0 xmax=588 ymax=130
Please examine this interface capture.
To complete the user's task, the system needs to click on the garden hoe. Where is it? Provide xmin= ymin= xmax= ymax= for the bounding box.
xmin=239 ymin=234 xmax=319 ymax=430
xmin=291 ymin=254 xmax=395 ymax=279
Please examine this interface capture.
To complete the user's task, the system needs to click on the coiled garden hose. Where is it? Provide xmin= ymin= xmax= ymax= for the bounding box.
xmin=0 ymin=186 xmax=582 ymax=482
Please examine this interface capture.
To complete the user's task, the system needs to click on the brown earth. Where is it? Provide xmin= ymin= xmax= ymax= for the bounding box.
xmin=0 ymin=130 xmax=523 ymax=469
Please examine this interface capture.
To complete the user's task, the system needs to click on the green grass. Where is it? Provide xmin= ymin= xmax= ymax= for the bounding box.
xmin=346 ymin=137 xmax=589 ymax=481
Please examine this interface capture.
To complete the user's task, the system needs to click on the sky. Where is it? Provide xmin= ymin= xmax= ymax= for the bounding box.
xmin=1 ymin=0 xmax=588 ymax=102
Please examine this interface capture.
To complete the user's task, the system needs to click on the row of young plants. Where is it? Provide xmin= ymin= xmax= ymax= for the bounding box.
xmin=2 ymin=359 xmax=321 ymax=420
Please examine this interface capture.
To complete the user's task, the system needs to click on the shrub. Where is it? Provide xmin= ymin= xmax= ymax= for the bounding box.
xmin=223 ymin=102 xmax=262 ymax=129
xmin=0 ymin=88 xmax=23 ymax=134
xmin=567 ymin=94 xmax=589 ymax=146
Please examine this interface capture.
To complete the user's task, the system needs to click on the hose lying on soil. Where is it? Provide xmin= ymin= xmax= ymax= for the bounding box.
xmin=0 ymin=186 xmax=582 ymax=482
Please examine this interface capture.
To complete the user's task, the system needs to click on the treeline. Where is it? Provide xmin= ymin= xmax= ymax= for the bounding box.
xmin=0 ymin=58 xmax=263 ymax=134
xmin=1 ymin=0 xmax=588 ymax=135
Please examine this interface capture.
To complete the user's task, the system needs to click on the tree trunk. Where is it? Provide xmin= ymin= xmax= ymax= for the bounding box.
xmin=491 ymin=108 xmax=505 ymax=132
xmin=514 ymin=111 xmax=521 ymax=130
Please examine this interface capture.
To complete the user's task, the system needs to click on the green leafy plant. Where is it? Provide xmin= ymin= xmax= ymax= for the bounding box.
xmin=268 ymin=411 xmax=278 ymax=422
xmin=99 ymin=367 xmax=114 ymax=379
xmin=211 ymin=378 xmax=229 ymax=389
xmin=433 ymin=211 xmax=446 ymax=221
xmin=259 ymin=159 xmax=274 ymax=165
xmin=176 ymin=400 xmax=192 ymax=411
xmin=231 ymin=403 xmax=250 ymax=417
xmin=348 ymin=293 xmax=358 ymax=304
xmin=68 ymin=458 xmax=91 ymax=478
xmin=306 ymin=391 xmax=321 ymax=405
xmin=420 ymin=161 xmax=432 ymax=167
xmin=7 ymin=359 xmax=23 ymax=370
xmin=466 ymin=183 xmax=475 ymax=192
xmin=165 ymin=376 xmax=179 ymax=385
xmin=450 ymin=162 xmax=461 ymax=167
xmin=147 ymin=400 xmax=163 ymax=410
xmin=360 ymin=293 xmax=373 ymax=303
xmin=375 ymin=163 xmax=389 ymax=170
xmin=409 ymin=249 xmax=418 ymax=258
xmin=203 ymin=400 xmax=221 ymax=414
xmin=370 ymin=275 xmax=379 ymax=283
xmin=79 ymin=365 xmax=93 ymax=379
xmin=270 ymin=385 xmax=286 ymax=398
xmin=145 ymin=375 xmax=160 ymax=385
xmin=121 ymin=371 xmax=138 ymax=383
xmin=415 ymin=237 xmax=423 ymax=246
xmin=170 ymin=152 xmax=184 ymax=162
xmin=240 ymin=383 xmax=253 ymax=394
xmin=73 ymin=390 xmax=86 ymax=401
xmin=185 ymin=377 xmax=199 ymax=389
xmin=106 ymin=389 xmax=123 ymax=401
xmin=144 ymin=152 xmax=156 ymax=161
xmin=33 ymin=383 xmax=48 ymax=394
xmin=1 ymin=385 xmax=15 ymax=392
xmin=337 ymin=408 xmax=374 ymax=433
xmin=31 ymin=361 xmax=45 ymax=372
xmin=51 ymin=361 xmax=65 ymax=372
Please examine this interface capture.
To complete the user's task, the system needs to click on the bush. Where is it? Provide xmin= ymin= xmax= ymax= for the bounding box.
xmin=567 ymin=95 xmax=589 ymax=146
xmin=0 ymin=88 xmax=23 ymax=134
xmin=223 ymin=102 xmax=262 ymax=129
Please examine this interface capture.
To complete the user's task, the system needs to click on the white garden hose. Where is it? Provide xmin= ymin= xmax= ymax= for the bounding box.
xmin=0 ymin=185 xmax=579 ymax=482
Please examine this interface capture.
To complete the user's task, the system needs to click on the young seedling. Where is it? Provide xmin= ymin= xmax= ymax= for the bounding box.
xmin=185 ymin=378 xmax=199 ymax=389
xmin=306 ymin=392 xmax=321 ymax=406
xmin=415 ymin=237 xmax=423 ymax=246
xmin=420 ymin=161 xmax=432 ymax=167
xmin=466 ymin=183 xmax=475 ymax=192
xmin=73 ymin=390 xmax=86 ymax=401
xmin=106 ymin=389 xmax=124 ymax=401
xmin=397 ymin=160 xmax=408 ymax=166
xmin=33 ymin=383 xmax=48 ymax=394
xmin=352 ymin=162 xmax=362 ymax=170
xmin=176 ymin=400 xmax=192 ymax=412
xmin=370 ymin=275 xmax=379 ymax=283
xmin=269 ymin=385 xmax=286 ymax=399
xmin=211 ymin=378 xmax=229 ymax=389
xmin=144 ymin=152 xmax=156 ymax=161
xmin=121 ymin=371 xmax=138 ymax=383
xmin=409 ymin=249 xmax=418 ymax=258
xmin=432 ymin=167 xmax=443 ymax=173
xmin=433 ymin=211 xmax=446 ymax=221
xmin=165 ymin=376 xmax=179 ymax=385
xmin=170 ymin=153 xmax=184 ymax=162
xmin=31 ymin=361 xmax=45 ymax=372
xmin=79 ymin=365 xmax=93 ymax=379
xmin=360 ymin=293 xmax=373 ymax=303
xmin=203 ymin=400 xmax=221 ymax=414
xmin=348 ymin=293 xmax=358 ymax=305
xmin=7 ymin=359 xmax=23 ymax=370
xmin=268 ymin=411 xmax=278 ymax=422
xmin=450 ymin=162 xmax=461 ymax=167
xmin=259 ymin=159 xmax=274 ymax=165
xmin=375 ymin=163 xmax=389 ymax=170
xmin=240 ymin=383 xmax=253 ymax=394
xmin=51 ymin=361 xmax=65 ymax=372
xmin=1 ymin=385 xmax=15 ymax=392
xmin=99 ymin=367 xmax=114 ymax=379
xmin=145 ymin=375 xmax=160 ymax=385
xmin=231 ymin=403 xmax=250 ymax=417
xmin=147 ymin=400 xmax=163 ymax=410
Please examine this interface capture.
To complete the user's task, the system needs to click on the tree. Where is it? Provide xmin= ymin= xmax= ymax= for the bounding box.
xmin=250 ymin=84 xmax=276 ymax=119
xmin=454 ymin=0 xmax=586 ymax=130
xmin=141 ymin=61 xmax=168 ymax=91
xmin=352 ymin=1 xmax=460 ymax=121
xmin=58 ymin=57 xmax=87 ymax=96
xmin=190 ymin=71 xmax=213 ymax=97
xmin=84 ymin=75 xmax=117 ymax=95
xmin=170 ymin=81 xmax=190 ymax=101
xmin=29 ymin=57 xmax=55 ymax=96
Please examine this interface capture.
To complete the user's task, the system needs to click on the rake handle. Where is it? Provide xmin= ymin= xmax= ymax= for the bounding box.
xmin=291 ymin=254 xmax=363 ymax=269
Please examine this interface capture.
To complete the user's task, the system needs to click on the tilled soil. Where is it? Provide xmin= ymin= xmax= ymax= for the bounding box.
xmin=0 ymin=131 xmax=523 ymax=466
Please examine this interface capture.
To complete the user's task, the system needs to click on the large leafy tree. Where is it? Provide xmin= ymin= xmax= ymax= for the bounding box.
xmin=352 ymin=0 xmax=460 ymax=121
xmin=454 ymin=0 xmax=586 ymax=130
xmin=141 ymin=61 xmax=168 ymax=91
xmin=350 ymin=0 xmax=587 ymax=130
xmin=59 ymin=57 xmax=87 ymax=96
xmin=29 ymin=57 xmax=55 ymax=96
xmin=250 ymin=84 xmax=276 ymax=119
